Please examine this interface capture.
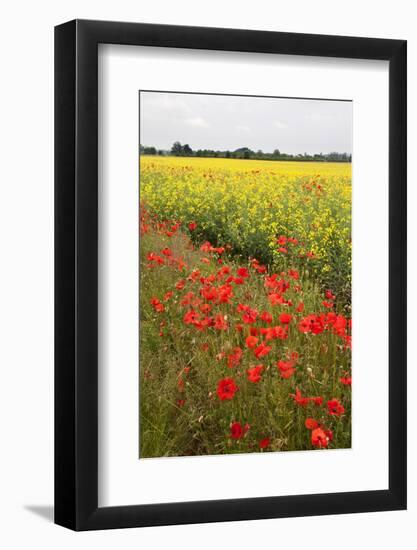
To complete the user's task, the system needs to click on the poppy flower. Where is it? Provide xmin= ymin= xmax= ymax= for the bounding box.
xmin=245 ymin=335 xmax=259 ymax=349
xmin=200 ymin=303 xmax=212 ymax=314
xmin=242 ymin=308 xmax=258 ymax=324
xmin=325 ymin=290 xmax=336 ymax=300
xmin=230 ymin=422 xmax=244 ymax=440
xmin=150 ymin=297 xmax=165 ymax=313
xmin=188 ymin=221 xmax=197 ymax=231
xmin=279 ymin=313 xmax=292 ymax=324
xmin=227 ymin=347 xmax=243 ymax=368
xmin=268 ymin=293 xmax=285 ymax=306
xmin=259 ymin=438 xmax=270 ymax=449
xmin=340 ymin=376 xmax=352 ymax=386
xmin=254 ymin=342 xmax=272 ymax=358
xmin=214 ymin=314 xmax=228 ymax=331
xmin=278 ymin=247 xmax=288 ymax=254
xmin=296 ymin=302 xmax=304 ymax=313
xmin=237 ymin=267 xmax=249 ymax=278
xmin=247 ymin=365 xmax=263 ymax=383
xmin=230 ymin=422 xmax=249 ymax=440
xmin=277 ymin=235 xmax=287 ymax=245
xmin=183 ymin=310 xmax=199 ymax=325
xmin=277 ymin=359 xmax=296 ymax=379
xmin=311 ymin=427 xmax=329 ymax=448
xmin=305 ymin=418 xmax=319 ymax=430
xmin=161 ymin=247 xmax=172 ymax=256
xmin=176 ymin=279 xmax=186 ymax=290
xmin=327 ymin=399 xmax=345 ymax=416
xmin=274 ymin=325 xmax=289 ymax=340
xmin=217 ymin=377 xmax=238 ymax=400
xmin=260 ymin=311 xmax=273 ymax=323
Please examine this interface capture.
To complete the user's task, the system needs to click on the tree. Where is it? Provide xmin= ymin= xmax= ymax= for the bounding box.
xmin=182 ymin=144 xmax=193 ymax=156
xmin=171 ymin=141 xmax=183 ymax=156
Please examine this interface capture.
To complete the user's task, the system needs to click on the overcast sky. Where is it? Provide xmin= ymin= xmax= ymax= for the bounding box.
xmin=140 ymin=91 xmax=352 ymax=155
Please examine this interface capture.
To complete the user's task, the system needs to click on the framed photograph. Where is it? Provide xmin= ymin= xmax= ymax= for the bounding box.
xmin=55 ymin=20 xmax=406 ymax=530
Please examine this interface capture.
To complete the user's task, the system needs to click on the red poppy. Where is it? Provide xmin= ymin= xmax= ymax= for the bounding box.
xmin=305 ymin=418 xmax=319 ymax=430
xmin=200 ymin=303 xmax=212 ymax=314
xmin=188 ymin=221 xmax=197 ymax=231
xmin=245 ymin=335 xmax=259 ymax=349
xmin=325 ymin=289 xmax=336 ymax=300
xmin=227 ymin=347 xmax=243 ymax=368
xmin=274 ymin=325 xmax=289 ymax=340
xmin=150 ymin=297 xmax=165 ymax=313
xmin=230 ymin=422 xmax=244 ymax=440
xmin=230 ymin=422 xmax=250 ymax=439
xmin=322 ymin=301 xmax=334 ymax=308
xmin=161 ymin=247 xmax=172 ymax=256
xmin=217 ymin=377 xmax=238 ymax=400
xmin=277 ymin=359 xmax=296 ymax=379
xmin=242 ymin=308 xmax=258 ymax=324
xmin=340 ymin=376 xmax=352 ymax=386
xmin=183 ymin=310 xmax=199 ymax=325
xmin=247 ymin=365 xmax=263 ymax=383
xmin=177 ymin=399 xmax=186 ymax=407
xmin=214 ymin=314 xmax=228 ymax=331
xmin=254 ymin=342 xmax=272 ymax=358
xmin=277 ymin=235 xmax=287 ymax=245
xmin=176 ymin=279 xmax=186 ymax=290
xmin=279 ymin=313 xmax=292 ymax=324
xmin=311 ymin=427 xmax=329 ymax=448
xmin=260 ymin=311 xmax=273 ymax=323
xmin=237 ymin=267 xmax=249 ymax=278
xmin=259 ymin=438 xmax=270 ymax=449
xmin=278 ymin=247 xmax=288 ymax=254
xmin=288 ymin=269 xmax=299 ymax=280
xmin=296 ymin=302 xmax=305 ymax=313
xmin=268 ymin=293 xmax=285 ymax=306
xmin=327 ymin=399 xmax=345 ymax=416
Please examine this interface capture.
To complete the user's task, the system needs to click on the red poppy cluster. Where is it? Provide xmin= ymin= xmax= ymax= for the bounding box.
xmin=141 ymin=204 xmax=351 ymax=453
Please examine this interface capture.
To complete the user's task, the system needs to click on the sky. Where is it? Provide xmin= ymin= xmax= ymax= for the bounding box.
xmin=140 ymin=91 xmax=352 ymax=155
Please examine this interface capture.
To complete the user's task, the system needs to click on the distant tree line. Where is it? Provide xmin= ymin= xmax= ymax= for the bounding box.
xmin=140 ymin=142 xmax=352 ymax=162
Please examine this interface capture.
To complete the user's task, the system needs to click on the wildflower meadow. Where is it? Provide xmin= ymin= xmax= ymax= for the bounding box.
xmin=139 ymin=156 xmax=352 ymax=458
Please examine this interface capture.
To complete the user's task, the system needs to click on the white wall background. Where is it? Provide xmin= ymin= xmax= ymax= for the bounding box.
xmin=0 ymin=1 xmax=414 ymax=548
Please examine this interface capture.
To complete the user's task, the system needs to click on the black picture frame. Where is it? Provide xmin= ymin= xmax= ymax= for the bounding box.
xmin=55 ymin=19 xmax=407 ymax=531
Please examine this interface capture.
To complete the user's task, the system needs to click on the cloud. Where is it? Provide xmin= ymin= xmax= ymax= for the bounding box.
xmin=273 ymin=120 xmax=288 ymax=129
xmin=184 ymin=116 xmax=209 ymax=128
xmin=236 ymin=124 xmax=250 ymax=132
